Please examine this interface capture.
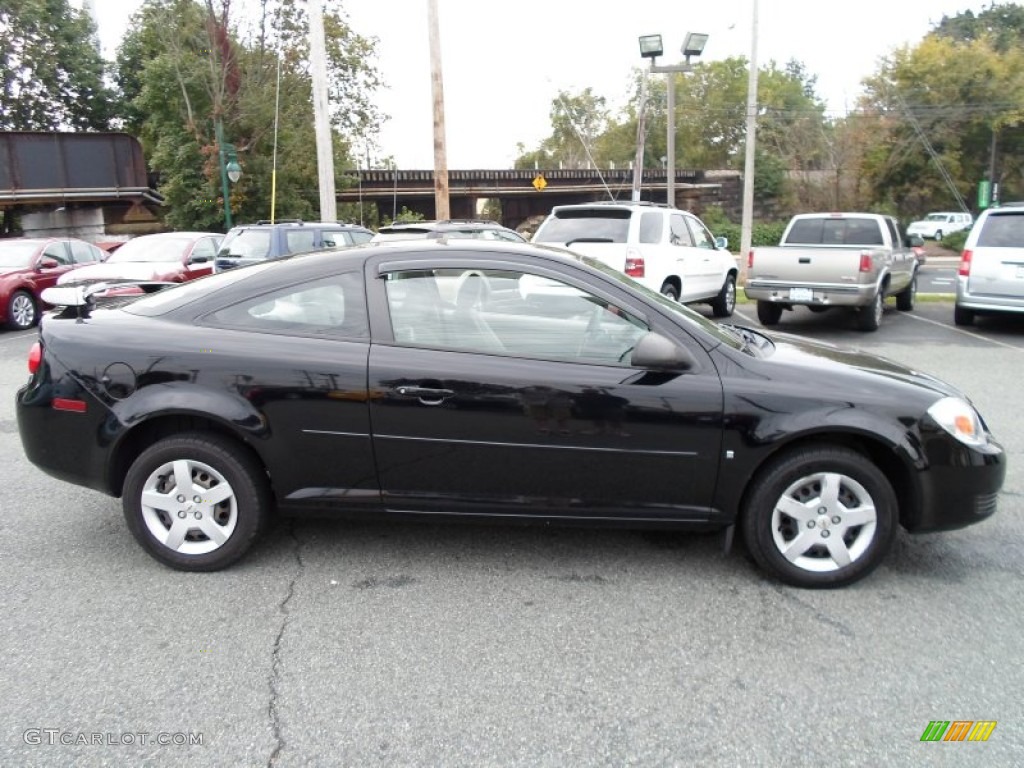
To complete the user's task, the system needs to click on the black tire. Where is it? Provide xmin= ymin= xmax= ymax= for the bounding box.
xmin=896 ymin=272 xmax=917 ymax=311
xmin=953 ymin=304 xmax=974 ymax=326
xmin=7 ymin=289 xmax=37 ymax=330
xmin=660 ymin=281 xmax=680 ymax=302
xmin=756 ymin=300 xmax=782 ymax=326
xmin=741 ymin=445 xmax=897 ymax=588
xmin=856 ymin=291 xmax=883 ymax=331
xmin=122 ymin=433 xmax=271 ymax=571
xmin=711 ymin=274 xmax=736 ymax=317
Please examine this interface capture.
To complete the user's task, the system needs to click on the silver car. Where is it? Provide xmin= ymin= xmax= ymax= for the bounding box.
xmin=955 ymin=204 xmax=1024 ymax=325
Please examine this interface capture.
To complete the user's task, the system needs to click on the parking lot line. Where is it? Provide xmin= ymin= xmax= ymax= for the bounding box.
xmin=902 ymin=312 xmax=1024 ymax=353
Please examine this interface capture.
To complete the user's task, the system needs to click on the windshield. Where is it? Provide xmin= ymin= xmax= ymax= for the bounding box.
xmin=108 ymin=237 xmax=191 ymax=263
xmin=534 ymin=209 xmax=631 ymax=244
xmin=0 ymin=241 xmax=41 ymax=267
xmin=218 ymin=229 xmax=271 ymax=259
xmin=573 ymin=253 xmax=744 ymax=351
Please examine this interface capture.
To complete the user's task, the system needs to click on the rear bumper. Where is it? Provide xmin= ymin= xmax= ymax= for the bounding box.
xmin=745 ymin=280 xmax=874 ymax=307
xmin=956 ymin=276 xmax=1024 ymax=313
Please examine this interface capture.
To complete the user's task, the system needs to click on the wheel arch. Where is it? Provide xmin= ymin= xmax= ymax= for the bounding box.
xmin=734 ymin=431 xmax=919 ymax=531
xmin=660 ymin=275 xmax=682 ymax=295
xmin=107 ymin=413 xmax=271 ymax=498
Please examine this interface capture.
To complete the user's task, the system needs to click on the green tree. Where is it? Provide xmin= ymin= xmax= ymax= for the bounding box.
xmin=513 ymin=88 xmax=609 ymax=169
xmin=116 ymin=0 xmax=382 ymax=230
xmin=0 ymin=0 xmax=115 ymax=129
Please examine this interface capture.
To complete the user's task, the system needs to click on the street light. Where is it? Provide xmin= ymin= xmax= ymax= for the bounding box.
xmin=215 ymin=118 xmax=242 ymax=230
xmin=638 ymin=32 xmax=708 ymax=206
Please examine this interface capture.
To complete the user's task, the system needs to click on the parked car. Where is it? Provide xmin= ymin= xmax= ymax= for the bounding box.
xmin=907 ymin=211 xmax=972 ymax=241
xmin=215 ymin=220 xmax=374 ymax=272
xmin=532 ymin=201 xmax=737 ymax=316
xmin=746 ymin=212 xmax=917 ymax=331
xmin=0 ymin=237 xmax=106 ymax=329
xmin=57 ymin=232 xmax=222 ymax=290
xmin=19 ymin=241 xmax=1003 ymax=587
xmin=955 ymin=203 xmax=1024 ymax=325
xmin=374 ymin=219 xmax=527 ymax=242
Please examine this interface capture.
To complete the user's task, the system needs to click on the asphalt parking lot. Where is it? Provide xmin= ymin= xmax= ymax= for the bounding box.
xmin=1 ymin=295 xmax=1022 ymax=767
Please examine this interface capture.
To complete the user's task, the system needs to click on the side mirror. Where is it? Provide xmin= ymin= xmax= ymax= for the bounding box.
xmin=908 ymin=235 xmax=924 ymax=247
xmin=715 ymin=236 xmax=729 ymax=251
xmin=189 ymin=254 xmax=211 ymax=264
xmin=37 ymin=257 xmax=59 ymax=270
xmin=630 ymin=332 xmax=696 ymax=371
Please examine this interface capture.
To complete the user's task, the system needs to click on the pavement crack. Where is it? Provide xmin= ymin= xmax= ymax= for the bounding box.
xmin=771 ymin=584 xmax=855 ymax=639
xmin=268 ymin=521 xmax=305 ymax=768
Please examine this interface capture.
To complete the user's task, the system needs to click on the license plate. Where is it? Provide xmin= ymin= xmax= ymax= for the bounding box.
xmin=789 ymin=288 xmax=814 ymax=301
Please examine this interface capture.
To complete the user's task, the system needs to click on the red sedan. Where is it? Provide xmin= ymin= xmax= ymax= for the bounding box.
xmin=57 ymin=232 xmax=223 ymax=291
xmin=0 ymin=237 xmax=107 ymax=330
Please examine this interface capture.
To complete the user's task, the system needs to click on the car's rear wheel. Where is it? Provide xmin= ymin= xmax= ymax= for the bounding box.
xmin=123 ymin=433 xmax=270 ymax=571
xmin=954 ymin=305 xmax=974 ymax=326
xmin=756 ymin=300 xmax=782 ymax=326
xmin=934 ymin=230 xmax=943 ymax=241
xmin=856 ymin=291 xmax=883 ymax=331
xmin=660 ymin=281 xmax=680 ymax=301
xmin=711 ymin=274 xmax=736 ymax=317
xmin=741 ymin=445 xmax=897 ymax=588
xmin=8 ymin=290 xmax=37 ymax=330
xmin=896 ymin=272 xmax=917 ymax=311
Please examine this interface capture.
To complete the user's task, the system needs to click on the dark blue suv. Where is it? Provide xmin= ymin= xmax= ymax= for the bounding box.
xmin=214 ymin=220 xmax=374 ymax=272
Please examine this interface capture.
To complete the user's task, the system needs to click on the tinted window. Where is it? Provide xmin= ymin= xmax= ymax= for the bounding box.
xmin=285 ymin=230 xmax=316 ymax=254
xmin=639 ymin=212 xmax=662 ymax=244
xmin=977 ymin=212 xmax=1024 ymax=247
xmin=534 ymin=209 xmax=631 ymax=244
xmin=884 ymin=218 xmax=903 ymax=249
xmin=384 ymin=268 xmax=647 ymax=364
xmin=786 ymin=218 xmax=883 ymax=246
xmin=206 ymin=272 xmax=368 ymax=338
xmin=669 ymin=215 xmax=693 ymax=247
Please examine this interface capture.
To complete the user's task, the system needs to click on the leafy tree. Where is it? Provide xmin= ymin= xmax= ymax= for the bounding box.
xmin=0 ymin=0 xmax=115 ymax=129
xmin=514 ymin=88 xmax=609 ymax=169
xmin=116 ymin=0 xmax=382 ymax=230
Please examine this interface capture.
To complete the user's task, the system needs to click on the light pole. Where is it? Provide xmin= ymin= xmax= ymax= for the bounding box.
xmin=215 ymin=118 xmax=242 ymax=230
xmin=639 ymin=32 xmax=708 ymax=206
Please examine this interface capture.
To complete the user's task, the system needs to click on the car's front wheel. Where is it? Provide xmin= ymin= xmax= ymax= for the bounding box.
xmin=741 ymin=445 xmax=897 ymax=588
xmin=123 ymin=433 xmax=270 ymax=571
xmin=8 ymin=290 xmax=37 ymax=330
xmin=711 ymin=274 xmax=736 ymax=317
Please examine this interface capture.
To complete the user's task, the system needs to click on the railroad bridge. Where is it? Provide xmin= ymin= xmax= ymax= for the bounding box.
xmin=339 ymin=168 xmax=741 ymax=228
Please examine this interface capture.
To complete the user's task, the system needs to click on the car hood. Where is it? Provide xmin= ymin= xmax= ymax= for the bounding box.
xmin=761 ymin=330 xmax=964 ymax=401
xmin=57 ymin=261 xmax=180 ymax=283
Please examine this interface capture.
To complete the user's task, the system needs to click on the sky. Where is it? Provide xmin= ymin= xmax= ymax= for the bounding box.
xmin=83 ymin=0 xmax=996 ymax=169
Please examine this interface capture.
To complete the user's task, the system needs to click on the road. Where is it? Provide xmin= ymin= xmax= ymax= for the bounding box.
xmin=1 ymin=302 xmax=1022 ymax=767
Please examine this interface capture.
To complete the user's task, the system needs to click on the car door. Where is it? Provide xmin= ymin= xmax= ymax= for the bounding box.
xmin=667 ymin=213 xmax=710 ymax=301
xmin=365 ymin=254 xmax=724 ymax=520
xmin=33 ymin=241 xmax=77 ymax=292
xmin=684 ymin=213 xmax=728 ymax=296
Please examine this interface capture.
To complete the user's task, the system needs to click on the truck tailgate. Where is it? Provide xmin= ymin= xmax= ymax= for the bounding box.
xmin=750 ymin=246 xmax=874 ymax=285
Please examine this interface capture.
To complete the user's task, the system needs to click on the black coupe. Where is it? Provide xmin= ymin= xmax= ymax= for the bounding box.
xmin=16 ymin=241 xmax=1004 ymax=587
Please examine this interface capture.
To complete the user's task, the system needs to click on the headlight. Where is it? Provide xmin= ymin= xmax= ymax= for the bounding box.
xmin=927 ymin=397 xmax=987 ymax=447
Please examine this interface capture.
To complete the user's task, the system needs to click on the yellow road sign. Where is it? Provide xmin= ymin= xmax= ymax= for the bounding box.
xmin=532 ymin=174 xmax=547 ymax=191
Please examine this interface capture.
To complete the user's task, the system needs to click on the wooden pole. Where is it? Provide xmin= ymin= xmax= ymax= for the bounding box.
xmin=427 ymin=0 xmax=450 ymax=220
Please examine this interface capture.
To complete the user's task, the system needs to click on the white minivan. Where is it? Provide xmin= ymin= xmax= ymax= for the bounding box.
xmin=907 ymin=211 xmax=972 ymax=241
xmin=955 ymin=203 xmax=1024 ymax=325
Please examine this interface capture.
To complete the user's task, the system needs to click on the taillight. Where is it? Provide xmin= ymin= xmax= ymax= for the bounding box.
xmin=859 ymin=253 xmax=873 ymax=273
xmin=747 ymin=250 xmax=755 ymax=269
xmin=625 ymin=255 xmax=645 ymax=278
xmin=959 ymin=249 xmax=972 ymax=277
xmin=28 ymin=342 xmax=41 ymax=374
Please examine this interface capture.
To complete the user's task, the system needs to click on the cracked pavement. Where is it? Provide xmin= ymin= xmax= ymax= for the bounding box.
xmin=2 ymin=304 xmax=1024 ymax=766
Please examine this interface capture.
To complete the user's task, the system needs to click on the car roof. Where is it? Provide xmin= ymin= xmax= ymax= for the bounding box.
xmin=231 ymin=220 xmax=371 ymax=230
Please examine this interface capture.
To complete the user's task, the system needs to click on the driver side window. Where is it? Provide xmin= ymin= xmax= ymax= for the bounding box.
xmin=42 ymin=243 xmax=71 ymax=265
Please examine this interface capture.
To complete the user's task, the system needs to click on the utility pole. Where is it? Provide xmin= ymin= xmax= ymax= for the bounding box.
xmin=308 ymin=0 xmax=337 ymax=221
xmin=739 ymin=0 xmax=759 ymax=282
xmin=427 ymin=0 xmax=450 ymax=220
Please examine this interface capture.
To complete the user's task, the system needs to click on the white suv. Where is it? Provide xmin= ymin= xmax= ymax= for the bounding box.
xmin=907 ymin=211 xmax=972 ymax=241
xmin=955 ymin=203 xmax=1024 ymax=325
xmin=532 ymin=202 xmax=738 ymax=317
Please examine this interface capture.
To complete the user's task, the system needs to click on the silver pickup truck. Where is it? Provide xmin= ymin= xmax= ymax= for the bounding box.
xmin=745 ymin=213 xmax=918 ymax=331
